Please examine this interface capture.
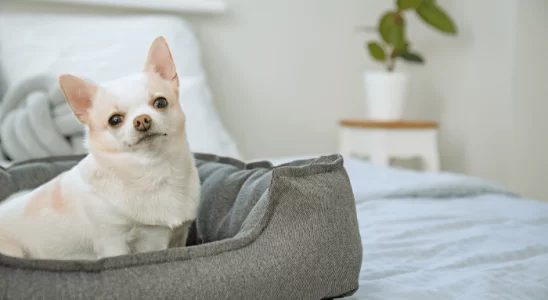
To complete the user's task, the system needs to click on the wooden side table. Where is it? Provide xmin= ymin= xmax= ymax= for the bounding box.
xmin=338 ymin=120 xmax=440 ymax=172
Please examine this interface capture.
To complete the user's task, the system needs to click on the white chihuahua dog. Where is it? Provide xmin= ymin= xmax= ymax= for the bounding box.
xmin=0 ymin=37 xmax=200 ymax=260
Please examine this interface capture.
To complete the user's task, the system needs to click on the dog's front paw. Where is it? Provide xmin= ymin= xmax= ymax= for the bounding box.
xmin=132 ymin=225 xmax=172 ymax=254
xmin=94 ymin=236 xmax=131 ymax=259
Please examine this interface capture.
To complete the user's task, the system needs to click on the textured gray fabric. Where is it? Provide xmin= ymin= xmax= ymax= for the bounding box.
xmin=0 ymin=75 xmax=87 ymax=162
xmin=0 ymin=153 xmax=362 ymax=300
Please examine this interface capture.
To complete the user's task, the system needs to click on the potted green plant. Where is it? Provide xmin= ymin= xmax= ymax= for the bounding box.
xmin=360 ymin=0 xmax=457 ymax=120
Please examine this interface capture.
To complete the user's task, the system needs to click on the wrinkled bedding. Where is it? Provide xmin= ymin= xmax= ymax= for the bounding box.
xmin=260 ymin=155 xmax=548 ymax=300
xmin=350 ymin=193 xmax=548 ymax=300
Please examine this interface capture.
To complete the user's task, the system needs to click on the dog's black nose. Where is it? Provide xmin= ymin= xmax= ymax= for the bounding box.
xmin=133 ymin=114 xmax=152 ymax=131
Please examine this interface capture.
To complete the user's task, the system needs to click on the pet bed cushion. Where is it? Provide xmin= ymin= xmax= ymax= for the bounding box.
xmin=0 ymin=154 xmax=362 ymax=300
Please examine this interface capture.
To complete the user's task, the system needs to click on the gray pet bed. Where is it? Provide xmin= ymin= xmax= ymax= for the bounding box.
xmin=0 ymin=153 xmax=362 ymax=300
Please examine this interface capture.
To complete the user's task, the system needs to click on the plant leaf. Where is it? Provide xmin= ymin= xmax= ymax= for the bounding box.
xmin=397 ymin=0 xmax=422 ymax=10
xmin=391 ymin=27 xmax=407 ymax=51
xmin=400 ymin=51 xmax=425 ymax=63
xmin=402 ymin=41 xmax=410 ymax=52
xmin=367 ymin=42 xmax=386 ymax=62
xmin=416 ymin=2 xmax=457 ymax=34
xmin=379 ymin=11 xmax=406 ymax=50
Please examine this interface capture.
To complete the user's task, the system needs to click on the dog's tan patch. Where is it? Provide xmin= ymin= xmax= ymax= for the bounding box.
xmin=0 ymin=228 xmax=27 ymax=258
xmin=24 ymin=188 xmax=49 ymax=216
xmin=24 ymin=177 xmax=71 ymax=216
xmin=50 ymin=179 xmax=69 ymax=213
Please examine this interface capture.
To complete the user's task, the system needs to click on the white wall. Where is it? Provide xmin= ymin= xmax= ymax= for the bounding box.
xmin=189 ymin=0 xmax=373 ymax=159
xmin=509 ymin=0 xmax=548 ymax=200
xmin=192 ymin=0 xmax=548 ymax=200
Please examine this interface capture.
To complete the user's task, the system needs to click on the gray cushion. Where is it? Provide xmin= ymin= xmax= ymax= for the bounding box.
xmin=0 ymin=153 xmax=362 ymax=300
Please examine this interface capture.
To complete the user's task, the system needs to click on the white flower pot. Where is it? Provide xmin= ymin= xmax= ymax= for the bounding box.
xmin=363 ymin=71 xmax=407 ymax=120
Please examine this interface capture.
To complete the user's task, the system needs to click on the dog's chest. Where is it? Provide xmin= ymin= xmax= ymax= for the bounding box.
xmin=96 ymin=164 xmax=198 ymax=226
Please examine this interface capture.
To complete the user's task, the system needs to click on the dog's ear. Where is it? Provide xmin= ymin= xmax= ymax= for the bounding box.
xmin=58 ymin=74 xmax=98 ymax=124
xmin=144 ymin=36 xmax=179 ymax=89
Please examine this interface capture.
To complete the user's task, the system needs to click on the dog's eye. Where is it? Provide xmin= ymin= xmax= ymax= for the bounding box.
xmin=153 ymin=97 xmax=168 ymax=109
xmin=108 ymin=114 xmax=124 ymax=126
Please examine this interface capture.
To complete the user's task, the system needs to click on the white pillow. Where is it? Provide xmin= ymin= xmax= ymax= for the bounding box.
xmin=0 ymin=11 xmax=242 ymax=159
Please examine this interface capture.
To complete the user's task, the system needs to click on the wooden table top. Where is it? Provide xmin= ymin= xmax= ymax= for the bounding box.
xmin=340 ymin=119 xmax=438 ymax=129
